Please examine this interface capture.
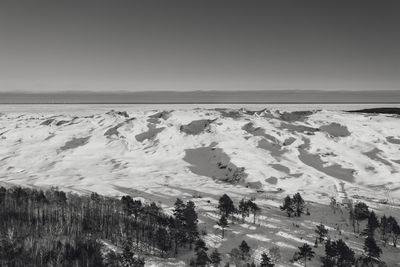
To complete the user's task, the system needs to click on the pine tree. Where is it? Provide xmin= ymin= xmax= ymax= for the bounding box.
xmin=155 ymin=227 xmax=171 ymax=257
xmin=238 ymin=198 xmax=250 ymax=222
xmin=239 ymin=240 xmax=251 ymax=260
xmin=323 ymin=239 xmax=355 ymax=267
xmin=247 ymin=200 xmax=260 ymax=224
xmin=280 ymin=195 xmax=294 ymax=217
xmin=169 ymin=217 xmax=185 ymax=255
xmin=330 ymin=197 xmax=337 ymax=214
xmin=172 ymin=198 xmax=187 ymax=254
xmin=297 ymin=243 xmax=315 ymax=267
xmin=315 ymin=224 xmax=328 ymax=243
xmin=322 ymin=239 xmax=335 ymax=266
xmin=0 ymin=187 xmax=5 ymax=204
xmin=132 ymin=200 xmax=143 ymax=246
xmin=380 ymin=215 xmax=389 ymax=246
xmin=183 ymin=201 xmax=199 ymax=248
xmin=260 ymin=252 xmax=274 ymax=267
xmin=354 ymin=202 xmax=369 ymax=233
xmin=348 ymin=205 xmax=356 ymax=233
xmin=292 ymin=193 xmax=305 ymax=217
xmin=364 ymin=211 xmax=379 ymax=237
xmin=173 ymin=198 xmax=185 ymax=221
xmin=210 ymin=249 xmax=221 ymax=267
xmin=387 ymin=216 xmax=400 ymax=247
xmin=196 ymin=249 xmax=210 ymax=267
xmin=194 ymin=239 xmax=208 ymax=253
xmin=335 ymin=239 xmax=355 ymax=267
xmin=364 ymin=235 xmax=382 ymax=260
xmin=217 ymin=215 xmax=228 ymax=238
xmin=218 ymin=194 xmax=236 ymax=217
xmin=121 ymin=195 xmax=134 ymax=216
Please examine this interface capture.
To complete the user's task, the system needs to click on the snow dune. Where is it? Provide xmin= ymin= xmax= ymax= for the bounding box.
xmin=0 ymin=107 xmax=399 ymax=206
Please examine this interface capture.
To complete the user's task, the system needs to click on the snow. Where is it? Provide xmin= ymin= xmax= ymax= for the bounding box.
xmin=145 ymin=258 xmax=186 ymax=267
xmin=1 ymin=105 xmax=400 ymax=266
xmin=275 ymin=231 xmax=314 ymax=246
xmin=240 ymin=223 xmax=257 ymax=230
xmin=252 ymin=246 xmax=269 ymax=265
xmin=274 ymin=241 xmax=297 ymax=250
xmin=203 ymin=233 xmax=224 ymax=248
xmin=246 ymin=234 xmax=271 ymax=242
xmin=0 ymin=105 xmax=399 ymax=207
xmin=259 ymin=222 xmax=279 ymax=229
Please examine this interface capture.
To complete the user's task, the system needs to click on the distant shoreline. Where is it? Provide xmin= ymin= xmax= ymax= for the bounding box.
xmin=0 ymin=90 xmax=399 ymax=104
xmin=0 ymin=102 xmax=399 ymax=105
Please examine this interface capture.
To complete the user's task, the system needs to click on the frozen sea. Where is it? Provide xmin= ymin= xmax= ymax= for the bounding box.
xmin=1 ymin=103 xmax=399 ymax=115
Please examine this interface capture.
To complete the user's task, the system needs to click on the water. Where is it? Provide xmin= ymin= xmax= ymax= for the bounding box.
xmin=0 ymin=103 xmax=399 ymax=115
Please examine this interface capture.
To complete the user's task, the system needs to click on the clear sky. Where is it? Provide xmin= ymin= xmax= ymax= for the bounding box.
xmin=0 ymin=0 xmax=399 ymax=92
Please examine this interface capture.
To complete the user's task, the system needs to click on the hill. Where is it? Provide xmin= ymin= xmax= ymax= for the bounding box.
xmin=0 ymin=107 xmax=399 ymax=265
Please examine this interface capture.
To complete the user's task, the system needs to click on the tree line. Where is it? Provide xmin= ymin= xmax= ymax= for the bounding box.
xmin=297 ymin=200 xmax=400 ymax=267
xmin=1 ymin=185 xmax=397 ymax=266
xmin=0 ymin=186 xmax=201 ymax=266
xmin=216 ymin=194 xmax=261 ymax=239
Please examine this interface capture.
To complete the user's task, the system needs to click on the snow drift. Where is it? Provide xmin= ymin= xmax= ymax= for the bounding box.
xmin=0 ymin=107 xmax=399 ymax=206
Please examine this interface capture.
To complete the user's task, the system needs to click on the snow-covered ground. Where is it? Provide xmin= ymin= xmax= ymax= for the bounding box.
xmin=1 ymin=104 xmax=400 ymax=266
xmin=0 ymin=105 xmax=399 ymax=207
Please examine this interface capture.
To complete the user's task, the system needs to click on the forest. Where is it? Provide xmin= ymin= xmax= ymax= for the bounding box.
xmin=0 ymin=186 xmax=399 ymax=266
xmin=0 ymin=186 xmax=199 ymax=266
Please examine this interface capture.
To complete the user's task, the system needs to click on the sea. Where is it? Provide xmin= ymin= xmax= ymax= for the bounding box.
xmin=0 ymin=103 xmax=400 ymax=116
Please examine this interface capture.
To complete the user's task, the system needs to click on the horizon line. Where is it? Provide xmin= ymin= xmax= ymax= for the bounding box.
xmin=1 ymin=102 xmax=400 ymax=105
xmin=1 ymin=89 xmax=400 ymax=94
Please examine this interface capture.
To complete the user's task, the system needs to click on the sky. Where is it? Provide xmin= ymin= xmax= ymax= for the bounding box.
xmin=0 ymin=0 xmax=399 ymax=93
